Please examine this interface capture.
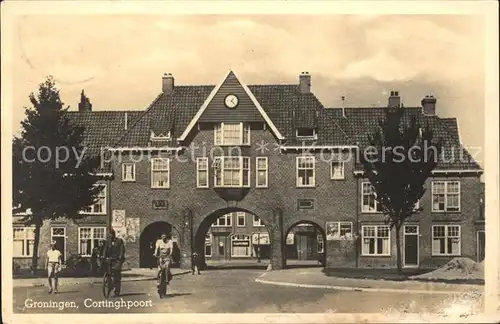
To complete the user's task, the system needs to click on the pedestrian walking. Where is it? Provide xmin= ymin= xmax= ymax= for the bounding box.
xmin=46 ymin=241 xmax=62 ymax=294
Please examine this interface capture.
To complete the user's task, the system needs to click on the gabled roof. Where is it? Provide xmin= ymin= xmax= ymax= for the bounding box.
xmin=178 ymin=70 xmax=284 ymax=141
xmin=65 ymin=72 xmax=482 ymax=173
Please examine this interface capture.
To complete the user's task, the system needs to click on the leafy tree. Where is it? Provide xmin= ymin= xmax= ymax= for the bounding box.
xmin=361 ymin=108 xmax=442 ymax=273
xmin=13 ymin=76 xmax=101 ymax=273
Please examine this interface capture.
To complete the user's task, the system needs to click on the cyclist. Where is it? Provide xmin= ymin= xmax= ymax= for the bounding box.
xmin=102 ymin=229 xmax=125 ymax=296
xmin=154 ymin=233 xmax=173 ymax=289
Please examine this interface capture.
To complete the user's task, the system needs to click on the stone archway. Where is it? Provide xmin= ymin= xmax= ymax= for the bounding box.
xmin=284 ymin=220 xmax=327 ymax=268
xmin=193 ymin=207 xmax=271 ymax=269
xmin=139 ymin=221 xmax=181 ymax=268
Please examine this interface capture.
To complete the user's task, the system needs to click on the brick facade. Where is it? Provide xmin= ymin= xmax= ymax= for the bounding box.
xmin=12 ymin=70 xmax=484 ymax=271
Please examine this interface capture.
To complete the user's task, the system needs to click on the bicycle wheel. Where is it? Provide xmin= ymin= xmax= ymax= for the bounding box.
xmin=102 ymin=274 xmax=112 ymax=298
xmin=158 ymin=271 xmax=167 ymax=298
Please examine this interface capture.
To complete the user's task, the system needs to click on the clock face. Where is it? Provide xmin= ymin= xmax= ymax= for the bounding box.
xmin=224 ymin=94 xmax=239 ymax=109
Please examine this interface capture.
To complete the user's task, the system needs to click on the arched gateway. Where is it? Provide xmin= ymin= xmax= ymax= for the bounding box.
xmin=139 ymin=221 xmax=181 ymax=268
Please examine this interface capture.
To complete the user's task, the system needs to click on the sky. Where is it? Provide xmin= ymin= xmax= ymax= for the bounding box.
xmin=10 ymin=14 xmax=485 ymax=166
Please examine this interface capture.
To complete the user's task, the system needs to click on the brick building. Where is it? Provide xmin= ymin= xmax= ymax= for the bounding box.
xmin=12 ymin=70 xmax=484 ymax=270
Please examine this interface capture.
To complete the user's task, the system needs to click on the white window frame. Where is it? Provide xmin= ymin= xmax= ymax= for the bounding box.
xmin=296 ymin=156 xmax=316 ymax=187
xmin=196 ymin=157 xmax=209 ymax=188
xmin=205 ymin=233 xmax=212 ymax=257
xmin=432 ymin=181 xmax=461 ymax=212
xmin=51 ymin=227 xmax=66 ymax=262
xmin=78 ymin=227 xmax=107 ymax=257
xmin=296 ymin=128 xmax=318 ymax=140
xmin=121 ymin=163 xmax=136 ymax=182
xmin=330 ymin=161 xmax=345 ymax=180
xmin=236 ymin=212 xmax=246 ymax=227
xmin=361 ymin=182 xmax=381 ymax=213
xmin=432 ymin=224 xmax=461 ymax=256
xmin=13 ymin=227 xmax=35 ymax=257
xmin=256 ymin=157 xmax=268 ymax=188
xmin=253 ymin=215 xmax=265 ymax=227
xmin=361 ymin=225 xmax=391 ymax=256
xmin=151 ymin=158 xmax=170 ymax=188
xmin=214 ymin=122 xmax=251 ymax=146
xmin=213 ymin=214 xmax=232 ymax=227
xmin=317 ymin=234 xmax=324 ymax=253
xmin=81 ymin=184 xmax=107 ymax=215
xmin=213 ymin=156 xmax=251 ymax=188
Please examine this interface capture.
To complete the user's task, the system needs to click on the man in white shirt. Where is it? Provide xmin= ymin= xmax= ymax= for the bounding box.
xmin=46 ymin=241 xmax=62 ymax=294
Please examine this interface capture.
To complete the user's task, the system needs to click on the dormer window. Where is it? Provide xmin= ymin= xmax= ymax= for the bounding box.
xmin=296 ymin=128 xmax=317 ymax=140
xmin=214 ymin=123 xmax=250 ymax=146
xmin=151 ymin=131 xmax=171 ymax=141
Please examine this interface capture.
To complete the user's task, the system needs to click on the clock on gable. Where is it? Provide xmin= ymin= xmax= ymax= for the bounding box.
xmin=224 ymin=94 xmax=239 ymax=109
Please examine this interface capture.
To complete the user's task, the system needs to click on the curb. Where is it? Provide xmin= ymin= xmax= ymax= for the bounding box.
xmin=254 ymin=277 xmax=482 ymax=295
xmin=13 ymin=270 xmax=191 ymax=288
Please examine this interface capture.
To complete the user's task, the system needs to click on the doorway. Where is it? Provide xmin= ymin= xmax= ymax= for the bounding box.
xmin=477 ymin=230 xmax=485 ymax=262
xmin=139 ymin=221 xmax=180 ymax=268
xmin=403 ymin=225 xmax=419 ymax=267
xmin=51 ymin=227 xmax=66 ymax=263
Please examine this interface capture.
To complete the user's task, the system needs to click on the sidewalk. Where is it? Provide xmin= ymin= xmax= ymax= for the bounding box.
xmin=256 ymin=268 xmax=484 ymax=295
xmin=13 ymin=268 xmax=190 ymax=288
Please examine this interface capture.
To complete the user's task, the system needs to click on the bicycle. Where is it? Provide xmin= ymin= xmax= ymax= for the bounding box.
xmin=102 ymin=257 xmax=118 ymax=298
xmin=156 ymin=256 xmax=171 ymax=298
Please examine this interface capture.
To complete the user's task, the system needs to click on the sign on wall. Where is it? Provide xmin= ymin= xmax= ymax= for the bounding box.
xmin=286 ymin=233 xmax=294 ymax=245
xmin=326 ymin=221 xmax=339 ymax=241
xmin=252 ymin=233 xmax=270 ymax=245
xmin=112 ymin=210 xmax=126 ymax=228
xmin=126 ymin=217 xmax=140 ymax=243
xmin=232 ymin=241 xmax=250 ymax=247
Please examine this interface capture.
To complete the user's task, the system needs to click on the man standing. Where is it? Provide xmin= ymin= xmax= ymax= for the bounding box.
xmin=102 ymin=229 xmax=125 ymax=296
xmin=154 ymin=233 xmax=173 ymax=288
xmin=46 ymin=241 xmax=62 ymax=294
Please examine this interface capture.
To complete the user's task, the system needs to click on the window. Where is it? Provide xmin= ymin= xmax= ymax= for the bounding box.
xmin=317 ymin=235 xmax=324 ymax=253
xmin=213 ymin=214 xmax=232 ymax=227
xmin=214 ymin=123 xmax=251 ymax=146
xmin=151 ymin=158 xmax=170 ymax=188
xmin=213 ymin=156 xmax=250 ymax=187
xmin=326 ymin=221 xmax=353 ymax=240
xmin=122 ymin=163 xmax=136 ymax=182
xmin=82 ymin=185 xmax=106 ymax=214
xmin=296 ymin=156 xmax=315 ymax=187
xmin=432 ymin=181 xmax=460 ymax=212
xmin=297 ymin=199 xmax=315 ymax=210
xmin=197 ymin=157 xmax=209 ymax=188
xmin=205 ymin=233 xmax=212 ymax=257
xmin=78 ymin=227 xmax=106 ymax=257
xmin=253 ymin=215 xmax=265 ymax=227
xmin=296 ymin=128 xmax=317 ymax=139
xmin=432 ymin=225 xmax=461 ymax=256
xmin=237 ymin=212 xmax=246 ymax=227
xmin=256 ymin=157 xmax=268 ymax=188
xmin=231 ymin=234 xmax=251 ymax=257
xmin=330 ymin=162 xmax=345 ymax=180
xmin=361 ymin=225 xmax=390 ymax=256
xmin=361 ymin=182 xmax=381 ymax=213
xmin=13 ymin=227 xmax=35 ymax=257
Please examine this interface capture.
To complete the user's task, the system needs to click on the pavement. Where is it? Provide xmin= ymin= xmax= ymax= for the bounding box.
xmin=12 ymin=268 xmax=483 ymax=314
xmin=13 ymin=268 xmax=191 ymax=288
xmin=256 ymin=268 xmax=484 ymax=295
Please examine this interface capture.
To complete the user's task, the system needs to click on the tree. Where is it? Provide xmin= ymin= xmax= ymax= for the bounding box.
xmin=360 ymin=107 xmax=442 ymax=273
xmin=13 ymin=76 xmax=101 ymax=273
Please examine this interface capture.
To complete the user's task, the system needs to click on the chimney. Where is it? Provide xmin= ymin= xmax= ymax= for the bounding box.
xmin=421 ymin=95 xmax=437 ymax=115
xmin=299 ymin=72 xmax=311 ymax=94
xmin=162 ymin=73 xmax=174 ymax=95
xmin=341 ymin=96 xmax=346 ymax=118
xmin=78 ymin=90 xmax=92 ymax=112
xmin=124 ymin=112 xmax=128 ymax=130
xmin=388 ymin=90 xmax=400 ymax=108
